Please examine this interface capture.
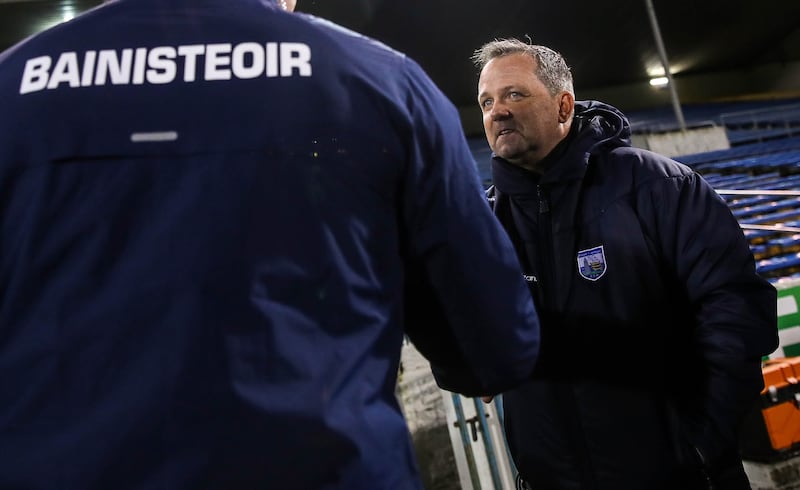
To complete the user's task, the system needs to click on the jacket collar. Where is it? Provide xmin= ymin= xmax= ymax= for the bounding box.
xmin=490 ymin=99 xmax=631 ymax=195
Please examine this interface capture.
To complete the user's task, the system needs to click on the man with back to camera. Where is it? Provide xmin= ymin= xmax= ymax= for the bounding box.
xmin=0 ymin=2 xmax=544 ymax=488
xmin=473 ymin=38 xmax=778 ymax=489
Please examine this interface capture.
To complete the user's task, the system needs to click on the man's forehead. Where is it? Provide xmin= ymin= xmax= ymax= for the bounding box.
xmin=479 ymin=58 xmax=538 ymax=90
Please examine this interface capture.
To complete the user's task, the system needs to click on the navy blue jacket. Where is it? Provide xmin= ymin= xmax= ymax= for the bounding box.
xmin=0 ymin=1 xmax=541 ymax=488
xmin=488 ymin=100 xmax=777 ymax=489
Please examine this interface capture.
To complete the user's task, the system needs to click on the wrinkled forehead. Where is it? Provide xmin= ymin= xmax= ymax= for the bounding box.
xmin=477 ymin=54 xmax=539 ymax=94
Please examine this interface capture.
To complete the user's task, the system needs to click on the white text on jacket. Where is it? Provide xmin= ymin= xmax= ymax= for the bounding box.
xmin=19 ymin=42 xmax=312 ymax=94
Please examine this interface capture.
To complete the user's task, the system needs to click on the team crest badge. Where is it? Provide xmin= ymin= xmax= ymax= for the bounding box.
xmin=577 ymin=245 xmax=607 ymax=281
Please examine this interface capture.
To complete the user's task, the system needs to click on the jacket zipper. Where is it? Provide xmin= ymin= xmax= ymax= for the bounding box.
xmin=538 ymin=183 xmax=598 ymax=488
xmin=537 ymin=185 xmax=553 ymax=308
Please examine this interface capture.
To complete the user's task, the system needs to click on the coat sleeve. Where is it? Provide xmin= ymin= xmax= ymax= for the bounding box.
xmin=396 ymin=57 xmax=540 ymax=398
xmin=643 ymin=167 xmax=778 ymax=472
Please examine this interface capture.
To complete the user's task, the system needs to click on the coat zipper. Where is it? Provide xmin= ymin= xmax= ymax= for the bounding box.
xmin=537 ymin=185 xmax=553 ymax=308
xmin=538 ymin=183 xmax=598 ymax=488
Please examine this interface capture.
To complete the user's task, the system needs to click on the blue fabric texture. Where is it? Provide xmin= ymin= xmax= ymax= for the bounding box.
xmin=0 ymin=1 xmax=540 ymax=488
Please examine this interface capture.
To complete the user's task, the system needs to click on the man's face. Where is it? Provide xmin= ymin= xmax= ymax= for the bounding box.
xmin=477 ymin=53 xmax=566 ymax=169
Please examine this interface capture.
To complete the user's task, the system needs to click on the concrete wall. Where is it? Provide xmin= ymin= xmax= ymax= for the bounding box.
xmin=631 ymin=126 xmax=730 ymax=158
xmin=398 ymin=343 xmax=460 ymax=490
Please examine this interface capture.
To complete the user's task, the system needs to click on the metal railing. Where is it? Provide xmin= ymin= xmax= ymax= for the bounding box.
xmin=443 ymin=393 xmax=518 ymax=490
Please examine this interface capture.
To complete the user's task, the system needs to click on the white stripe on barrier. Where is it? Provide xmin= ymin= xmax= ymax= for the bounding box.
xmin=778 ymin=295 xmax=799 ymax=317
xmin=770 ymin=326 xmax=800 ymax=359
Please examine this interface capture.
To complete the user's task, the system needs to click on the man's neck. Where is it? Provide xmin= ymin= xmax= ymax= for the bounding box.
xmin=518 ymin=121 xmax=578 ymax=175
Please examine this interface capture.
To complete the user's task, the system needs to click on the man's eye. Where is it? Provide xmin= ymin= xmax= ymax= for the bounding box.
xmin=481 ymin=99 xmax=493 ymax=109
xmin=509 ymin=92 xmax=521 ymax=100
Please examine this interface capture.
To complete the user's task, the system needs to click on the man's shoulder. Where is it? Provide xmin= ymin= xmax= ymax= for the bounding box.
xmin=605 ymin=145 xmax=693 ymax=180
xmin=301 ymin=13 xmax=405 ymax=61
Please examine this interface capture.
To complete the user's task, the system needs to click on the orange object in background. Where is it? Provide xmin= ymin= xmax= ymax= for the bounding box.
xmin=740 ymin=357 xmax=800 ymax=461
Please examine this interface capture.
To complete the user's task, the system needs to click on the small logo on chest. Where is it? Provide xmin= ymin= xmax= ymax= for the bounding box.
xmin=577 ymin=245 xmax=607 ymax=281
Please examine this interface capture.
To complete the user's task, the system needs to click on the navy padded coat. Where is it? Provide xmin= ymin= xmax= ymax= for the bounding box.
xmin=489 ymin=100 xmax=777 ymax=489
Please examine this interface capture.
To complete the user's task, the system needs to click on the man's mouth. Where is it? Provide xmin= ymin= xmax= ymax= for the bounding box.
xmin=497 ymin=128 xmax=514 ymax=137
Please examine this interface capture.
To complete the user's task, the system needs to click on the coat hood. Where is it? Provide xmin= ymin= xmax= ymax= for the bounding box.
xmin=490 ymin=100 xmax=632 ymax=190
xmin=572 ymin=99 xmax=631 ymax=155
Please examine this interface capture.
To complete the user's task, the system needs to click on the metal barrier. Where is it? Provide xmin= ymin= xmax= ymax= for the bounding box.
xmin=442 ymin=392 xmax=518 ymax=490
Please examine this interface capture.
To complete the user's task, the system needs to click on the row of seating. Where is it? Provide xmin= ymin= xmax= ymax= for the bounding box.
xmin=681 ymin=136 xmax=800 ymax=283
xmin=676 ymin=136 xmax=800 ymax=167
xmin=627 ymin=98 xmax=800 ymax=139
xmin=727 ymin=127 xmax=800 ymax=145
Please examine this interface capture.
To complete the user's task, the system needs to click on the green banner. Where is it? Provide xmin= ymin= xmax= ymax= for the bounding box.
xmin=774 ymin=279 xmax=800 ymax=358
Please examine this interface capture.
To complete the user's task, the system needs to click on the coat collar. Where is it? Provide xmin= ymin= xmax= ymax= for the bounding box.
xmin=490 ymin=99 xmax=631 ymax=195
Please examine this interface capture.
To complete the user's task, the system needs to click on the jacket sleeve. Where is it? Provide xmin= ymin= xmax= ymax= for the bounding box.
xmin=396 ymin=57 xmax=540 ymax=398
xmin=643 ymin=167 xmax=778 ymax=472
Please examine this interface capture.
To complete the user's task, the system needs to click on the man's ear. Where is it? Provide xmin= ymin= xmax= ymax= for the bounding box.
xmin=558 ymin=92 xmax=575 ymax=123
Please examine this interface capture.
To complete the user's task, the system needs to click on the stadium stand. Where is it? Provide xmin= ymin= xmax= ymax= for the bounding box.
xmin=633 ymin=99 xmax=800 ymax=284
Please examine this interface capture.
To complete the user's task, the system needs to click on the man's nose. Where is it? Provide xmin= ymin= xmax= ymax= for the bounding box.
xmin=490 ymin=102 xmax=511 ymax=121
